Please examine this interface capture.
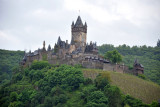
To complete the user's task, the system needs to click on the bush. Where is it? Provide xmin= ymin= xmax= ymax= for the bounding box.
xmin=95 ymin=73 xmax=110 ymax=90
xmin=12 ymin=73 xmax=23 ymax=83
xmin=86 ymin=91 xmax=108 ymax=107
xmin=88 ymin=91 xmax=108 ymax=104
xmin=138 ymin=74 xmax=146 ymax=80
xmin=104 ymin=85 xmax=123 ymax=107
xmin=124 ymin=95 xmax=147 ymax=107
xmin=104 ymin=50 xmax=122 ymax=63
xmin=9 ymin=101 xmax=24 ymax=107
xmin=30 ymin=60 xmax=50 ymax=70
xmin=128 ymin=65 xmax=133 ymax=70
xmin=50 ymin=86 xmax=64 ymax=96
xmin=74 ymin=64 xmax=83 ymax=68
xmin=84 ymin=78 xmax=93 ymax=85
xmin=10 ymin=92 xmax=18 ymax=102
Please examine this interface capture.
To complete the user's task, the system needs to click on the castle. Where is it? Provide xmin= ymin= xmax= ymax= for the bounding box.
xmin=21 ymin=16 xmax=144 ymax=75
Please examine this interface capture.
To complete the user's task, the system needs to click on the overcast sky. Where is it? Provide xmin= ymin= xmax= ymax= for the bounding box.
xmin=0 ymin=0 xmax=160 ymax=51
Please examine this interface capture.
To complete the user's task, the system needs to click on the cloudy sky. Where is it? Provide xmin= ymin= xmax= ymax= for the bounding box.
xmin=0 ymin=0 xmax=160 ymax=51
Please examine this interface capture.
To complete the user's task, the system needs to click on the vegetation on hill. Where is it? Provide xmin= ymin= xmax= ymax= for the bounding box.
xmin=0 ymin=61 xmax=158 ymax=107
xmin=98 ymin=44 xmax=160 ymax=85
xmin=82 ymin=68 xmax=160 ymax=104
xmin=0 ymin=49 xmax=24 ymax=86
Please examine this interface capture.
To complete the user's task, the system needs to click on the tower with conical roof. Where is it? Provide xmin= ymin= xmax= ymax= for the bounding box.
xmin=71 ymin=16 xmax=87 ymax=52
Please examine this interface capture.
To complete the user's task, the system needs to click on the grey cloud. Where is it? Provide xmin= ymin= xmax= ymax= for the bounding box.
xmin=0 ymin=0 xmax=160 ymax=51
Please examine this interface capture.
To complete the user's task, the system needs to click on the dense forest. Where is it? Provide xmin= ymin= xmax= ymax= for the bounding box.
xmin=0 ymin=49 xmax=24 ymax=87
xmin=98 ymin=44 xmax=160 ymax=85
xmin=0 ymin=61 xmax=158 ymax=107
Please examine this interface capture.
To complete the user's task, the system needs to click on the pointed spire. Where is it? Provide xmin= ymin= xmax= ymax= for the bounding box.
xmin=74 ymin=16 xmax=83 ymax=27
xmin=43 ymin=41 xmax=45 ymax=49
xmin=57 ymin=36 xmax=61 ymax=45
xmin=47 ymin=44 xmax=51 ymax=51
xmin=84 ymin=22 xmax=87 ymax=27
xmin=72 ymin=21 xmax=74 ymax=26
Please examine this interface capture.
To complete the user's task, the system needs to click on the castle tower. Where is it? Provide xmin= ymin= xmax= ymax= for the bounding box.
xmin=71 ymin=16 xmax=87 ymax=52
xmin=43 ymin=41 xmax=46 ymax=51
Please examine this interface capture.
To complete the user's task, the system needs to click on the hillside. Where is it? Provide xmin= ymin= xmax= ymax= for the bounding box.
xmin=0 ymin=62 xmax=158 ymax=107
xmin=0 ymin=49 xmax=24 ymax=86
xmin=83 ymin=69 xmax=160 ymax=104
xmin=98 ymin=44 xmax=160 ymax=85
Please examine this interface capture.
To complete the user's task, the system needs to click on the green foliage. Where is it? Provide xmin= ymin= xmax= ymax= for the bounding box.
xmin=50 ymin=86 xmax=64 ymax=96
xmin=0 ymin=59 xmax=155 ymax=107
xmin=8 ymin=101 xmax=23 ymax=107
xmin=10 ymin=92 xmax=18 ymax=102
xmin=74 ymin=64 xmax=83 ymax=68
xmin=138 ymin=74 xmax=146 ymax=80
xmin=98 ymin=44 xmax=160 ymax=85
xmin=124 ymin=95 xmax=148 ymax=107
xmin=49 ymin=65 xmax=84 ymax=90
xmin=104 ymin=85 xmax=123 ymax=107
xmin=12 ymin=73 xmax=23 ymax=83
xmin=84 ymin=78 xmax=93 ymax=85
xmin=87 ymin=91 xmax=108 ymax=104
xmin=128 ymin=65 xmax=133 ymax=70
xmin=82 ymin=69 xmax=160 ymax=104
xmin=149 ymin=101 xmax=159 ymax=107
xmin=0 ymin=49 xmax=24 ymax=86
xmin=95 ymin=73 xmax=110 ymax=90
xmin=0 ymin=96 xmax=10 ymax=107
xmin=30 ymin=60 xmax=50 ymax=70
xmin=104 ymin=50 xmax=122 ymax=63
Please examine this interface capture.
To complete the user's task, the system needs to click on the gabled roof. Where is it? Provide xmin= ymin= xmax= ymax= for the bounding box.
xmin=74 ymin=16 xmax=83 ymax=27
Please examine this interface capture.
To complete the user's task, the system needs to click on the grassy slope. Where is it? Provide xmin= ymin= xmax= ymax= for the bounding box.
xmin=82 ymin=69 xmax=160 ymax=104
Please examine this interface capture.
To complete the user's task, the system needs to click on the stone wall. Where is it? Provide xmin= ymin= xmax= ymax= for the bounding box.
xmin=103 ymin=63 xmax=131 ymax=74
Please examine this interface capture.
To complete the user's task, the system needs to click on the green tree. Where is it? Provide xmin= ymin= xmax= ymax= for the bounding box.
xmin=104 ymin=50 xmax=122 ymax=63
xmin=104 ymin=85 xmax=123 ymax=107
xmin=10 ymin=92 xmax=18 ymax=102
xmin=86 ymin=91 xmax=108 ymax=107
xmin=123 ymin=95 xmax=147 ymax=107
xmin=95 ymin=73 xmax=110 ymax=90
xmin=30 ymin=60 xmax=50 ymax=70
xmin=9 ymin=101 xmax=23 ymax=107
xmin=157 ymin=39 xmax=160 ymax=47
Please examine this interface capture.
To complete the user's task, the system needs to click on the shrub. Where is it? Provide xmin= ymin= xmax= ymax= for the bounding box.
xmin=30 ymin=60 xmax=50 ymax=70
xmin=84 ymin=78 xmax=93 ymax=85
xmin=104 ymin=50 xmax=122 ymax=63
xmin=95 ymin=73 xmax=110 ymax=90
xmin=104 ymin=85 xmax=123 ymax=107
xmin=128 ymin=65 xmax=133 ymax=70
xmin=138 ymin=74 xmax=146 ymax=80
xmin=10 ymin=92 xmax=18 ymax=102
xmin=124 ymin=95 xmax=147 ymax=107
xmin=86 ymin=91 xmax=108 ymax=107
xmin=9 ymin=101 xmax=23 ymax=107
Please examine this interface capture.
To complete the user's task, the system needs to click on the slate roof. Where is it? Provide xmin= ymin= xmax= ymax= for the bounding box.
xmin=74 ymin=16 xmax=83 ymax=27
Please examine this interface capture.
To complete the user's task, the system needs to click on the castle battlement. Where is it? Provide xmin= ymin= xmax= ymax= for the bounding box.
xmin=21 ymin=16 xmax=144 ymax=75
